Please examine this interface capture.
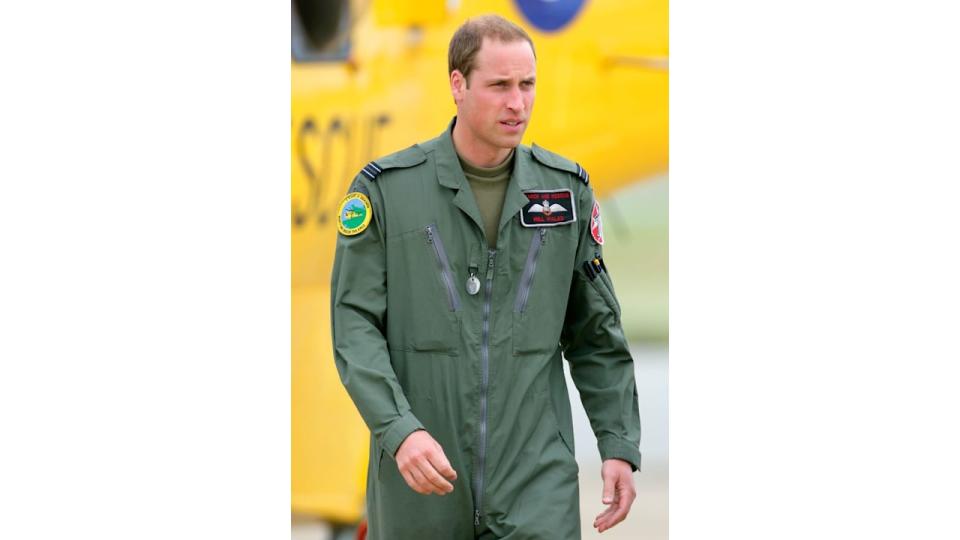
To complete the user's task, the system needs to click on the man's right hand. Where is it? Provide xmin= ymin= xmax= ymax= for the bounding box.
xmin=393 ymin=430 xmax=458 ymax=495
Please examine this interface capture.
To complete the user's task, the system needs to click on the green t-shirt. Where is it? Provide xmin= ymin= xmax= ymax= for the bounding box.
xmin=458 ymin=150 xmax=514 ymax=248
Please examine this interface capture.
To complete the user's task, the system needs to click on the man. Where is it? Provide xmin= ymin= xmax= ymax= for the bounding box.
xmin=331 ymin=15 xmax=641 ymax=539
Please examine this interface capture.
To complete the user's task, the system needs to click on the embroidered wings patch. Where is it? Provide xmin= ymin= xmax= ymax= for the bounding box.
xmin=519 ymin=189 xmax=576 ymax=227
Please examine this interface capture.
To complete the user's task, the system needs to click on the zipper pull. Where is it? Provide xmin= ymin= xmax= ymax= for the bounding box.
xmin=539 ymin=228 xmax=547 ymax=244
xmin=485 ymin=250 xmax=496 ymax=281
xmin=425 ymin=225 xmax=434 ymax=243
xmin=475 ymin=509 xmax=481 ymax=526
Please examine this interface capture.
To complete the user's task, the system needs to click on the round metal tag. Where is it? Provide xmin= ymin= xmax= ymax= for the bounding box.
xmin=466 ymin=275 xmax=481 ymax=296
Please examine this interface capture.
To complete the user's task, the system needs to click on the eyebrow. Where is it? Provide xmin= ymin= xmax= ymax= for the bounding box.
xmin=486 ymin=76 xmax=537 ymax=85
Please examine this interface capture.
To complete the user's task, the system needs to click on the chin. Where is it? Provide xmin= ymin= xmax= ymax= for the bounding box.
xmin=498 ymin=133 xmax=524 ymax=149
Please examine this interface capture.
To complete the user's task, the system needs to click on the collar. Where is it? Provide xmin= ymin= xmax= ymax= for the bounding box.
xmin=434 ymin=116 xmax=539 ymax=236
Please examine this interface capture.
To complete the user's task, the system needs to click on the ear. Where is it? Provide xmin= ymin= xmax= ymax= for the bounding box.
xmin=450 ymin=70 xmax=466 ymax=104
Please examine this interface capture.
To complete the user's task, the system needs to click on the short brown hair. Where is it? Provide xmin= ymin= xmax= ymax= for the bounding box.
xmin=448 ymin=15 xmax=536 ymax=86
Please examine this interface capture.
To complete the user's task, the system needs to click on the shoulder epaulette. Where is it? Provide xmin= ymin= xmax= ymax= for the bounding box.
xmin=531 ymin=143 xmax=589 ymax=185
xmin=357 ymin=144 xmax=428 ymax=182
xmin=360 ymin=161 xmax=383 ymax=180
xmin=575 ymin=163 xmax=590 ymax=185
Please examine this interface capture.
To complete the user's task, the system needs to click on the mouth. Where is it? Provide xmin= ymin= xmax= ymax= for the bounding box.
xmin=499 ymin=119 xmax=525 ymax=130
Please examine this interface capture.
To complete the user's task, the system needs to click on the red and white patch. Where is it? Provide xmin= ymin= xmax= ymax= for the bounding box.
xmin=590 ymin=200 xmax=604 ymax=245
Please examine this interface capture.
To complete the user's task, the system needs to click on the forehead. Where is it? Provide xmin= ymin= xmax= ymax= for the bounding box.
xmin=472 ymin=38 xmax=536 ymax=77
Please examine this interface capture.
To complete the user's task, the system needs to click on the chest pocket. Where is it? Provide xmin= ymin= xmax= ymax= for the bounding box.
xmin=511 ymin=226 xmax=577 ymax=355
xmin=386 ymin=224 xmax=461 ymax=354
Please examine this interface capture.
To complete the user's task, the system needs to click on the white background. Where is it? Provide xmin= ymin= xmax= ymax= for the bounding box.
xmin=2 ymin=1 xmax=959 ymax=538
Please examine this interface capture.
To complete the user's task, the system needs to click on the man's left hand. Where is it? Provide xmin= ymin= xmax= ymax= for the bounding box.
xmin=593 ymin=458 xmax=636 ymax=533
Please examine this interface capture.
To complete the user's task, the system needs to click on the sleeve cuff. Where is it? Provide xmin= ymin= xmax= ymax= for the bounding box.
xmin=380 ymin=411 xmax=424 ymax=459
xmin=598 ymin=437 xmax=642 ymax=472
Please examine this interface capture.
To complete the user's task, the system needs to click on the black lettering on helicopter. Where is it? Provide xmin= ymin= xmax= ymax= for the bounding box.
xmin=293 ymin=113 xmax=391 ymax=229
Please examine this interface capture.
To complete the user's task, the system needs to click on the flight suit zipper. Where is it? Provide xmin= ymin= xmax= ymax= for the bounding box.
xmin=474 ymin=249 xmax=496 ymax=526
xmin=425 ymin=224 xmax=461 ymax=311
xmin=514 ymin=228 xmax=548 ymax=312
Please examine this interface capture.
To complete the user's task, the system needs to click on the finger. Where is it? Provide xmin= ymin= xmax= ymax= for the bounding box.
xmin=593 ymin=504 xmax=616 ymax=527
xmin=399 ymin=468 xmax=426 ymax=495
xmin=601 ymin=475 xmax=616 ymax=505
xmin=595 ymin=510 xmax=619 ymax=533
xmin=600 ymin=505 xmax=629 ymax=531
xmin=407 ymin=466 xmax=433 ymax=495
xmin=414 ymin=465 xmax=444 ymax=495
xmin=598 ymin=487 xmax=633 ymax=531
xmin=594 ymin=501 xmax=617 ymax=520
xmin=594 ymin=490 xmax=627 ymax=529
xmin=596 ymin=495 xmax=618 ymax=527
xmin=615 ymin=482 xmax=636 ymax=514
xmin=415 ymin=458 xmax=454 ymax=494
xmin=427 ymin=446 xmax=458 ymax=482
xmin=593 ymin=475 xmax=618 ymax=532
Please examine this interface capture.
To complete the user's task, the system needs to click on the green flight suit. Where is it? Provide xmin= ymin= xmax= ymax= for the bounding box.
xmin=331 ymin=119 xmax=641 ymax=539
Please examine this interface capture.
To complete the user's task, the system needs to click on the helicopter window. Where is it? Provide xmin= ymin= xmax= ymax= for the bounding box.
xmin=292 ymin=0 xmax=351 ymax=62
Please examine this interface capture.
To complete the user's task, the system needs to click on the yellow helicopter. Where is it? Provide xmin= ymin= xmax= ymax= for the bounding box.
xmin=291 ymin=0 xmax=668 ymax=526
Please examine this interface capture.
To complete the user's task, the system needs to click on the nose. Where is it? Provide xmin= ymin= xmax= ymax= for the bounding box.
xmin=506 ymin=87 xmax=524 ymax=112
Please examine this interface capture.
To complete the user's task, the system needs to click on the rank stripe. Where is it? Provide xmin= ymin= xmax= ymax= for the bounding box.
xmin=360 ymin=161 xmax=384 ymax=181
xmin=575 ymin=163 xmax=590 ymax=184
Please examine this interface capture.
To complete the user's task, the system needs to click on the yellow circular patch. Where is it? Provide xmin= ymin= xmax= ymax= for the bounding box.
xmin=337 ymin=192 xmax=372 ymax=236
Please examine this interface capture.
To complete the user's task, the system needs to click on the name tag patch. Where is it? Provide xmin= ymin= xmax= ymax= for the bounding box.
xmin=520 ymin=189 xmax=576 ymax=227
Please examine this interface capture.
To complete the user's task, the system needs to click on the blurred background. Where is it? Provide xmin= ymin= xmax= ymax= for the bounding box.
xmin=291 ymin=0 xmax=667 ymax=538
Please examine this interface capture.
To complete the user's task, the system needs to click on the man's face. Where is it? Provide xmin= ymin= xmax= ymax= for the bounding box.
xmin=451 ymin=38 xmax=537 ymax=154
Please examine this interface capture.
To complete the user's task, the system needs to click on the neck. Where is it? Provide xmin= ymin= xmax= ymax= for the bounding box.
xmin=452 ymin=122 xmax=513 ymax=168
